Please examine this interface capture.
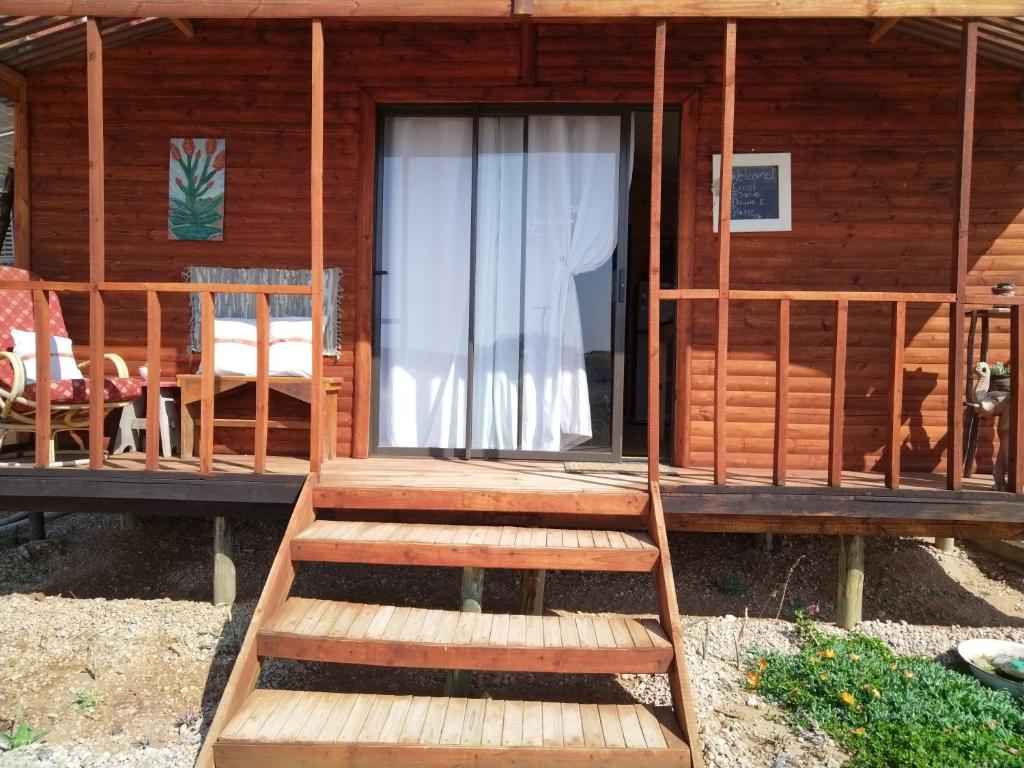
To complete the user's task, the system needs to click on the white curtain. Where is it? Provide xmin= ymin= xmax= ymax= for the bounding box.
xmin=520 ymin=115 xmax=622 ymax=451
xmin=378 ymin=116 xmax=473 ymax=449
xmin=472 ymin=117 xmax=525 ymax=450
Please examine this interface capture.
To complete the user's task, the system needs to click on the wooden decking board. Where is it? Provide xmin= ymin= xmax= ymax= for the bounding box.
xmin=216 ymin=692 xmax=688 ymax=765
xmin=291 ymin=519 xmax=659 ymax=572
xmin=257 ymin=598 xmax=673 ymax=674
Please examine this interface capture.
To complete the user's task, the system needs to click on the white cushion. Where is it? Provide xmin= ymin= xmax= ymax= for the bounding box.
xmin=10 ymin=329 xmax=84 ymax=384
xmin=269 ymin=317 xmax=314 ymax=378
xmin=210 ymin=318 xmax=259 ymax=376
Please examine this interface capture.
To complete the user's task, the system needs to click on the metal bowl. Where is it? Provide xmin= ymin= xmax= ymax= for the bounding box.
xmin=957 ymin=638 xmax=1024 ymax=698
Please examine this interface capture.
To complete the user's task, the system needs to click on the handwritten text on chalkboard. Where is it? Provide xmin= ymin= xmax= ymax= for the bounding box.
xmin=731 ymin=166 xmax=779 ymax=221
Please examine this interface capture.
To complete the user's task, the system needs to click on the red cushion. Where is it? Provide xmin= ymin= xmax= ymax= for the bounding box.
xmin=16 ymin=377 xmax=142 ymax=411
xmin=1 ymin=267 xmax=71 ymax=391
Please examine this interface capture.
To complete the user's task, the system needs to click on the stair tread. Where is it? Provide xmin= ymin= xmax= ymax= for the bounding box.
xmin=292 ymin=520 xmax=659 ymax=572
xmin=217 ymin=689 xmax=690 ymax=754
xmin=258 ymin=597 xmax=673 ymax=674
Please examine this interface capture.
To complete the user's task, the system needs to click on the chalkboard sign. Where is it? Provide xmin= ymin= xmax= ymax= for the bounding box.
xmin=713 ymin=152 xmax=792 ymax=233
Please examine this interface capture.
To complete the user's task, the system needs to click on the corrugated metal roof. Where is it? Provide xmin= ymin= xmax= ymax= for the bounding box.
xmin=889 ymin=17 xmax=1024 ymax=70
xmin=0 ymin=15 xmax=175 ymax=72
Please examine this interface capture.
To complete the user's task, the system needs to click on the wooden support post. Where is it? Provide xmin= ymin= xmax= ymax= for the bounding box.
xmin=200 ymin=292 xmax=215 ymax=473
xmin=145 ymin=290 xmax=161 ymax=471
xmin=32 ymin=290 xmax=50 ymax=467
xmin=714 ymin=19 xmax=736 ymax=486
xmin=672 ymin=94 xmax=698 ymax=468
xmin=309 ymin=19 xmax=325 ymax=475
xmin=1011 ymin=304 xmax=1024 ymax=493
xmin=12 ymin=84 xmax=28 ymax=269
xmin=254 ymin=292 xmax=270 ymax=474
xmin=836 ymin=534 xmax=864 ymax=630
xmin=828 ymin=299 xmax=848 ymax=487
xmin=773 ymin=298 xmax=789 ymax=485
xmin=120 ymin=513 xmax=139 ymax=530
xmin=948 ymin=20 xmax=977 ymax=492
xmin=446 ymin=567 xmax=485 ymax=697
xmin=26 ymin=511 xmax=44 ymax=541
xmin=647 ymin=19 xmax=666 ymax=486
xmin=886 ymin=301 xmax=906 ymax=489
xmin=213 ymin=516 xmax=236 ymax=606
xmin=518 ymin=569 xmax=546 ymax=615
xmin=86 ymin=18 xmax=106 ymax=470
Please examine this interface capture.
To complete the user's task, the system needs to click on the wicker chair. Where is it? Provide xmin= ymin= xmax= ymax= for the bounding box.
xmin=0 ymin=267 xmax=142 ymax=464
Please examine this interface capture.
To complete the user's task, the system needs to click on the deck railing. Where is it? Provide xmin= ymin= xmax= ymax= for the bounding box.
xmin=1 ymin=279 xmax=317 ymax=476
xmin=662 ymin=287 xmax=1024 ymax=494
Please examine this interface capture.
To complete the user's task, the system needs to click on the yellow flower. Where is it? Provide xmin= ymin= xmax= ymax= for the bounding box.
xmin=841 ymin=691 xmax=856 ymax=706
xmin=903 ymin=670 xmax=915 ymax=679
xmin=757 ymin=658 xmax=768 ymax=672
xmin=854 ymin=727 xmax=866 ymax=736
xmin=849 ymin=653 xmax=860 ymax=661
xmin=745 ymin=670 xmax=761 ymax=690
xmin=890 ymin=664 xmax=898 ymax=670
xmin=819 ymin=672 xmax=829 ymax=681
xmin=823 ymin=649 xmax=837 ymax=660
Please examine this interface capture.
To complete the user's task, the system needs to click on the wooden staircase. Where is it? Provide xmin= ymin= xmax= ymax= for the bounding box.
xmin=196 ymin=478 xmax=702 ymax=767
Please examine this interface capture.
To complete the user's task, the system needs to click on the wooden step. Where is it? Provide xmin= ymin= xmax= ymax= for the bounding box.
xmin=291 ymin=520 xmax=660 ymax=572
xmin=214 ymin=689 xmax=691 ymax=768
xmin=257 ymin=597 xmax=673 ymax=674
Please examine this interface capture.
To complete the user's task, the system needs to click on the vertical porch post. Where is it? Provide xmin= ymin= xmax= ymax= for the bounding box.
xmin=647 ymin=21 xmax=666 ymax=485
xmin=946 ymin=20 xmax=977 ymax=494
xmin=939 ymin=20 xmax=978 ymax=554
xmin=714 ymin=20 xmax=736 ymax=486
xmin=8 ymin=66 xmax=29 ymax=270
xmin=86 ymin=18 xmax=106 ymax=470
xmin=310 ymin=19 xmax=325 ymax=475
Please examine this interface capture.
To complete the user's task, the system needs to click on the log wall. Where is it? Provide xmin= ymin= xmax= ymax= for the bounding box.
xmin=25 ymin=19 xmax=1024 ymax=467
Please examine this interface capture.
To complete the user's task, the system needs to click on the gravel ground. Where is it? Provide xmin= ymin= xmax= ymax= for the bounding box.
xmin=0 ymin=512 xmax=1021 ymax=767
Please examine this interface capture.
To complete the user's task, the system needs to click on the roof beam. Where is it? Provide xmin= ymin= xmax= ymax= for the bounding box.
xmin=0 ymin=61 xmax=26 ymax=100
xmin=869 ymin=17 xmax=901 ymax=42
xmin=169 ymin=17 xmax=194 ymax=38
xmin=0 ymin=1 xmax=1020 ymax=19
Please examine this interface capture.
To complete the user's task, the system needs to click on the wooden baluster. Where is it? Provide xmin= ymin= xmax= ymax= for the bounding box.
xmin=828 ymin=299 xmax=848 ymax=487
xmin=1011 ymin=305 xmax=1024 ymax=494
xmin=309 ymin=19 xmax=325 ymax=475
xmin=200 ymin=291 xmax=215 ymax=473
xmin=948 ymin=20 xmax=977 ymax=491
xmin=647 ymin=20 xmax=666 ymax=486
xmin=886 ymin=301 xmax=906 ymax=489
xmin=773 ymin=298 xmax=789 ymax=486
xmin=714 ymin=19 xmax=736 ymax=486
xmin=145 ymin=290 xmax=161 ymax=471
xmin=254 ymin=292 xmax=270 ymax=474
xmin=32 ymin=289 xmax=50 ymax=468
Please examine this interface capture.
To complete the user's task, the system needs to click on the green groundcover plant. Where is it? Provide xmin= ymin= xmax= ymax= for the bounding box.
xmin=745 ymin=614 xmax=1024 ymax=767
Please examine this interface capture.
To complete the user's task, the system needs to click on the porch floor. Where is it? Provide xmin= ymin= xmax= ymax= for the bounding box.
xmin=315 ymin=457 xmax=1024 ymax=540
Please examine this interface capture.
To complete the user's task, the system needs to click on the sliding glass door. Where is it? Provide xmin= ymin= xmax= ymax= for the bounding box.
xmin=375 ymin=108 xmax=630 ymax=459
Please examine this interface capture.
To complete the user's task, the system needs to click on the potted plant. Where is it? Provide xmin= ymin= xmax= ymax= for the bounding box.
xmin=989 ymin=361 xmax=1012 ymax=393
xmin=993 ymin=281 xmax=1016 ymax=297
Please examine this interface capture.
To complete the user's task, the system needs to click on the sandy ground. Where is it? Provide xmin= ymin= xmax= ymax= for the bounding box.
xmin=0 ymin=512 xmax=1021 ymax=767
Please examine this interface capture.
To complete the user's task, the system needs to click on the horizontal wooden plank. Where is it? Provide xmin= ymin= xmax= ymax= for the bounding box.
xmin=291 ymin=520 xmax=659 ymax=571
xmin=215 ymin=690 xmax=688 ymax=768
xmin=257 ymin=598 xmax=673 ymax=674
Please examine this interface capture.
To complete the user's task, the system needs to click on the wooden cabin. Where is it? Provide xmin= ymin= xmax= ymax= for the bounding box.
xmin=1 ymin=2 xmax=1023 ymax=766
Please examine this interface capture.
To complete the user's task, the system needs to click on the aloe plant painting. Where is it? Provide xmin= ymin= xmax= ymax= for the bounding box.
xmin=168 ymin=138 xmax=225 ymax=241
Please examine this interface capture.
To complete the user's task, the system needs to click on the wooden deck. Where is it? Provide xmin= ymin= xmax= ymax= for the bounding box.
xmin=315 ymin=458 xmax=1024 ymax=540
xmin=0 ymin=452 xmax=308 ymax=515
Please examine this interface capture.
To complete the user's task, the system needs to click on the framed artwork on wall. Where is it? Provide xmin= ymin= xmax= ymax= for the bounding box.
xmin=168 ymin=138 xmax=226 ymax=241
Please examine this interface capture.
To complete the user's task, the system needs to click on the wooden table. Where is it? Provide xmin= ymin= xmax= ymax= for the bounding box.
xmin=177 ymin=375 xmax=342 ymax=460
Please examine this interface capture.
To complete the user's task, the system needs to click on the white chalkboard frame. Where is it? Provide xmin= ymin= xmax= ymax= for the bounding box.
xmin=712 ymin=152 xmax=792 ymax=233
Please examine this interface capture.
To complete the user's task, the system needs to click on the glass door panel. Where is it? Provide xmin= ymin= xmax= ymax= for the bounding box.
xmin=377 ymin=116 xmax=473 ymax=449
